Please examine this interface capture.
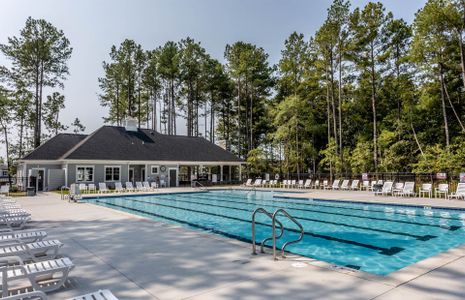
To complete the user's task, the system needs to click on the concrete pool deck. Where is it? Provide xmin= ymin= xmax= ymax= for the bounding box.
xmin=12 ymin=188 xmax=465 ymax=299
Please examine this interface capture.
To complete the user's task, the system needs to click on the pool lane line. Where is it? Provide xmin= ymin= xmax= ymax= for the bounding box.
xmin=197 ymin=192 xmax=465 ymax=222
xmin=96 ymin=198 xmax=404 ymax=256
xmin=170 ymin=193 xmax=461 ymax=231
xmin=145 ymin=194 xmax=435 ymax=241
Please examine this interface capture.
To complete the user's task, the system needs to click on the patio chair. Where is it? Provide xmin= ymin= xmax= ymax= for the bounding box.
xmin=401 ymin=182 xmax=416 ymax=197
xmin=290 ymin=180 xmax=297 ymax=188
xmin=114 ymin=182 xmax=125 ymax=193
xmin=1 ymin=291 xmax=47 ymax=300
xmin=0 ymin=239 xmax=63 ymax=262
xmin=98 ymin=183 xmax=109 ymax=193
xmin=242 ymin=179 xmax=252 ymax=187
xmin=125 ymin=182 xmax=135 ymax=192
xmin=253 ymin=179 xmax=262 ymax=187
xmin=86 ymin=183 xmax=95 ymax=193
xmin=435 ymin=183 xmax=449 ymax=198
xmin=331 ymin=179 xmax=341 ymax=190
xmin=143 ymin=181 xmax=153 ymax=191
xmin=150 ymin=181 xmax=159 ymax=189
xmin=375 ymin=181 xmax=393 ymax=196
xmin=135 ymin=182 xmax=144 ymax=191
xmin=322 ymin=180 xmax=330 ymax=190
xmin=419 ymin=183 xmax=433 ymax=198
xmin=392 ymin=182 xmax=404 ymax=197
xmin=0 ymin=215 xmax=31 ymax=230
xmin=280 ymin=180 xmax=288 ymax=188
xmin=67 ymin=289 xmax=119 ymax=300
xmin=0 ymin=257 xmax=74 ymax=296
xmin=297 ymin=180 xmax=304 ymax=189
xmin=362 ymin=180 xmax=370 ymax=191
xmin=370 ymin=180 xmax=377 ymax=191
xmin=0 ymin=185 xmax=9 ymax=197
xmin=340 ymin=180 xmax=350 ymax=190
xmin=160 ymin=179 xmax=167 ymax=188
xmin=0 ymin=229 xmax=47 ymax=244
xmin=448 ymin=183 xmax=465 ymax=200
xmin=312 ymin=180 xmax=320 ymax=189
xmin=261 ymin=180 xmax=268 ymax=187
xmin=304 ymin=179 xmax=312 ymax=189
xmin=350 ymin=180 xmax=360 ymax=190
xmin=78 ymin=183 xmax=87 ymax=194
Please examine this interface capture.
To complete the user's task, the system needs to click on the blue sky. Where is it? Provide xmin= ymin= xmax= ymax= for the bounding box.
xmin=0 ymin=0 xmax=427 ymax=136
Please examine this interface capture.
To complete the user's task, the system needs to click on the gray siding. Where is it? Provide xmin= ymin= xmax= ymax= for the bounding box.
xmin=67 ymin=164 xmax=129 ymax=188
xmin=24 ymin=164 xmax=63 ymax=191
xmin=48 ymin=169 xmax=65 ymax=190
xmin=147 ymin=164 xmax=178 ymax=187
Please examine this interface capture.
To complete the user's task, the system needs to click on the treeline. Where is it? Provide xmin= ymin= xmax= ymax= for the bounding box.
xmin=2 ymin=0 xmax=465 ymax=179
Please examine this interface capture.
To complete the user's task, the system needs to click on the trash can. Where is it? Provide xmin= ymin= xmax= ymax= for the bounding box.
xmin=26 ymin=187 xmax=36 ymax=196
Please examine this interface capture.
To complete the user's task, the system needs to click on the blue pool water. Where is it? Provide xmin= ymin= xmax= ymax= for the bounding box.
xmin=87 ymin=190 xmax=465 ymax=275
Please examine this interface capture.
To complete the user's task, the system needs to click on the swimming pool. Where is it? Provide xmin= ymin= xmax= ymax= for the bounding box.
xmin=87 ymin=190 xmax=465 ymax=275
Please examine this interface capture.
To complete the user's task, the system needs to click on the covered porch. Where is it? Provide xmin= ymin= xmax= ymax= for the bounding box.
xmin=178 ymin=163 xmax=243 ymax=187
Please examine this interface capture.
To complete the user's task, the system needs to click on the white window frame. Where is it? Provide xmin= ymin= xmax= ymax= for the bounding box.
xmin=104 ymin=166 xmax=121 ymax=182
xmin=76 ymin=165 xmax=94 ymax=183
xmin=151 ymin=166 xmax=159 ymax=174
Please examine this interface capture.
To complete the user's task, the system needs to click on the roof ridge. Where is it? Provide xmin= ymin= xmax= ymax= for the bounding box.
xmin=60 ymin=126 xmax=105 ymax=160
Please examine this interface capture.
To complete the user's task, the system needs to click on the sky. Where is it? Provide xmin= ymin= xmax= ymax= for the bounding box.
xmin=0 ymin=0 xmax=427 ymax=139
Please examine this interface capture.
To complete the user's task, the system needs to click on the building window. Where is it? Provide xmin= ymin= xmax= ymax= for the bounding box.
xmin=151 ymin=166 xmax=159 ymax=174
xmin=76 ymin=166 xmax=94 ymax=182
xmin=105 ymin=166 xmax=121 ymax=182
xmin=1 ymin=170 xmax=7 ymax=177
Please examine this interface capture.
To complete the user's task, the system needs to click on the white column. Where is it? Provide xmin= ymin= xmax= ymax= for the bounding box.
xmin=239 ymin=164 xmax=242 ymax=182
xmin=228 ymin=165 xmax=232 ymax=182
xmin=220 ymin=165 xmax=223 ymax=182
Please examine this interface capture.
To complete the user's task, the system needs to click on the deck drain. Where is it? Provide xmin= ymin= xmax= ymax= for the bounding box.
xmin=291 ymin=262 xmax=307 ymax=268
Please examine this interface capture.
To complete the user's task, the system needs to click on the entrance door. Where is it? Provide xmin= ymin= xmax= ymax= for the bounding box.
xmin=129 ymin=168 xmax=134 ymax=183
xmin=141 ymin=168 xmax=146 ymax=182
xmin=169 ymin=169 xmax=177 ymax=187
xmin=37 ymin=170 xmax=44 ymax=191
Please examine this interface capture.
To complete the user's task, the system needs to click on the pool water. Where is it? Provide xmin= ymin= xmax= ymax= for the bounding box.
xmin=87 ymin=190 xmax=465 ymax=275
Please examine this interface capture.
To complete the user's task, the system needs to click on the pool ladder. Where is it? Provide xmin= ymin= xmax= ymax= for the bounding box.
xmin=251 ymin=208 xmax=304 ymax=260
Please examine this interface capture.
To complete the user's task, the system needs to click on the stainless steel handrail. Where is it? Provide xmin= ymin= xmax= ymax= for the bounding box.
xmin=192 ymin=180 xmax=208 ymax=191
xmin=272 ymin=209 xmax=304 ymax=260
xmin=251 ymin=208 xmax=284 ymax=255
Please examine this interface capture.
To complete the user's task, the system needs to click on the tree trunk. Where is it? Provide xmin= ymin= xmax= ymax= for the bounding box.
xmin=370 ymin=44 xmax=378 ymax=172
xmin=439 ymin=64 xmax=450 ymax=148
xmin=443 ymin=78 xmax=465 ymax=133
xmin=210 ymin=95 xmax=215 ymax=143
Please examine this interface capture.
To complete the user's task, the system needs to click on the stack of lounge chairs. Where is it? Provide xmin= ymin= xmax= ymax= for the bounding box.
xmin=0 ymin=195 xmax=119 ymax=299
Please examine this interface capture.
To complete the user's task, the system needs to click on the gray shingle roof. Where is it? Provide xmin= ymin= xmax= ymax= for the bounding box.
xmin=22 ymin=126 xmax=242 ymax=163
xmin=22 ymin=134 xmax=87 ymax=160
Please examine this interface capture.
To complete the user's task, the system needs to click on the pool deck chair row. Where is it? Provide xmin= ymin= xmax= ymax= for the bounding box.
xmin=0 ymin=195 xmax=119 ymax=299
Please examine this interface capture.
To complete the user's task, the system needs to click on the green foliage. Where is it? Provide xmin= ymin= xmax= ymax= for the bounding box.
xmin=246 ymin=148 xmax=266 ymax=175
xmin=71 ymin=118 xmax=85 ymax=134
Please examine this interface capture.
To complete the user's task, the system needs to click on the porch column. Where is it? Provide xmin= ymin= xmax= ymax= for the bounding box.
xmin=220 ymin=165 xmax=223 ymax=182
xmin=228 ymin=165 xmax=232 ymax=182
xmin=239 ymin=165 xmax=242 ymax=182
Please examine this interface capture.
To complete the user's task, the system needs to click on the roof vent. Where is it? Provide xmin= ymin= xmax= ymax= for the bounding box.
xmin=124 ymin=117 xmax=138 ymax=132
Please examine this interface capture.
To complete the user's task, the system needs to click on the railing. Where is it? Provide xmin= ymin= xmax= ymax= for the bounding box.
xmin=251 ymin=208 xmax=284 ymax=255
xmin=272 ymin=209 xmax=304 ymax=260
xmin=251 ymin=207 xmax=304 ymax=260
xmin=191 ymin=180 xmax=208 ymax=191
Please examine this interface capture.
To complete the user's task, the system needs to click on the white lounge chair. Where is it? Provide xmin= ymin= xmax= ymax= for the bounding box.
xmin=362 ymin=180 xmax=370 ymax=191
xmin=392 ymin=182 xmax=404 ymax=197
xmin=98 ymin=183 xmax=109 ymax=193
xmin=350 ymin=180 xmax=360 ymax=190
xmin=0 ymin=186 xmax=9 ymax=197
xmin=0 ymin=215 xmax=31 ymax=230
xmin=135 ymin=182 xmax=144 ymax=191
xmin=261 ymin=180 xmax=268 ymax=187
xmin=322 ymin=180 xmax=330 ymax=190
xmin=449 ymin=183 xmax=465 ymax=200
xmin=375 ymin=181 xmax=393 ymax=196
xmin=0 ymin=239 xmax=63 ymax=262
xmin=78 ymin=183 xmax=87 ymax=194
xmin=331 ymin=179 xmax=341 ymax=190
xmin=159 ymin=179 xmax=167 ymax=188
xmin=312 ymin=180 xmax=320 ymax=189
xmin=340 ymin=180 xmax=350 ymax=190
xmin=0 ymin=257 xmax=74 ymax=296
xmin=401 ymin=182 xmax=416 ymax=197
xmin=303 ymin=179 xmax=311 ymax=189
xmin=114 ymin=182 xmax=125 ymax=193
xmin=69 ymin=184 xmax=82 ymax=202
xmin=125 ymin=182 xmax=135 ymax=192
xmin=242 ymin=179 xmax=252 ymax=187
xmin=67 ymin=289 xmax=119 ymax=300
xmin=297 ymin=180 xmax=304 ymax=189
xmin=143 ymin=181 xmax=152 ymax=191
xmin=290 ymin=180 xmax=296 ymax=188
xmin=0 ymin=229 xmax=47 ymax=244
xmin=150 ymin=182 xmax=159 ymax=189
xmin=1 ymin=291 xmax=47 ymax=300
xmin=253 ymin=179 xmax=262 ymax=187
xmin=419 ymin=183 xmax=433 ymax=198
xmin=280 ymin=180 xmax=288 ymax=188
xmin=87 ymin=183 xmax=96 ymax=193
xmin=435 ymin=183 xmax=449 ymax=198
